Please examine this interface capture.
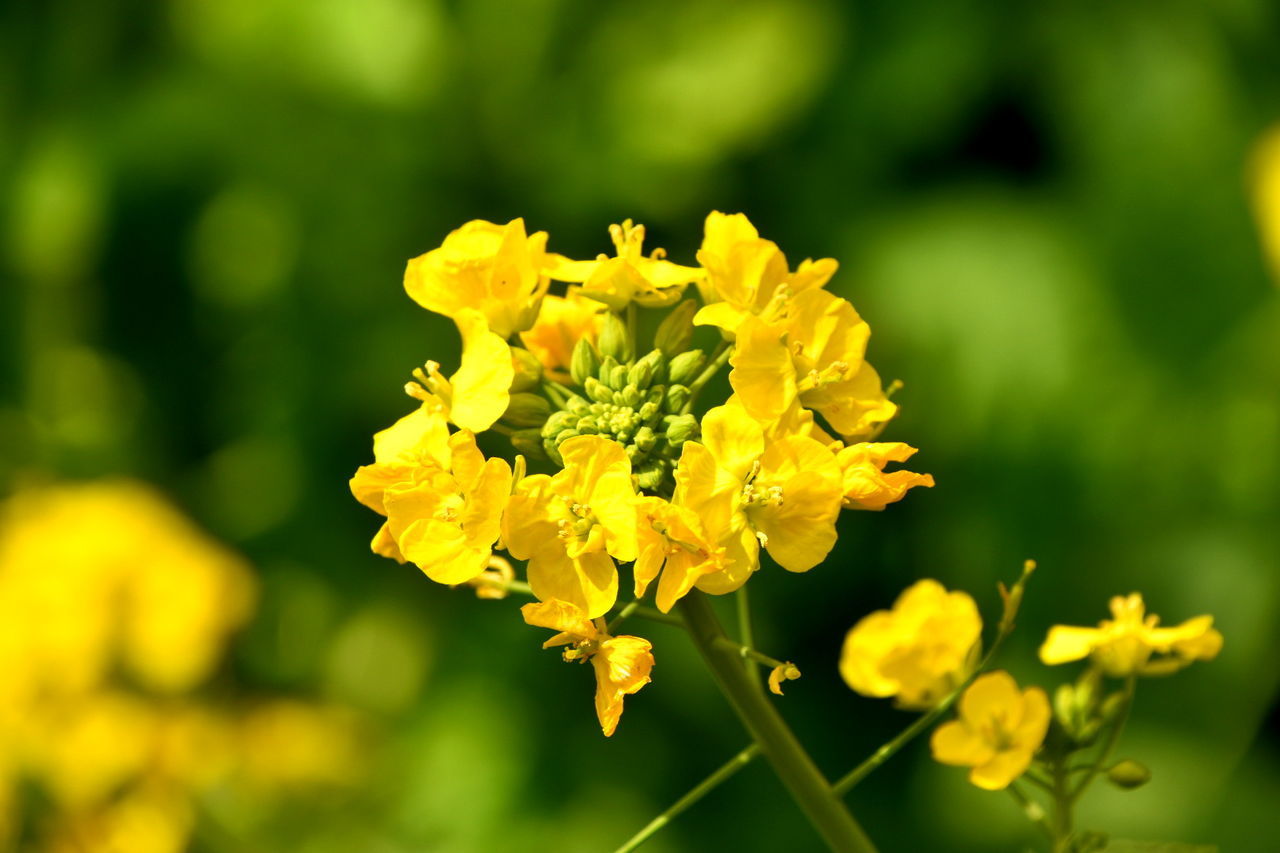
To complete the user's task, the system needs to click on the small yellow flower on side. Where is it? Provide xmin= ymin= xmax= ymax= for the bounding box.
xmin=835 ymin=442 xmax=934 ymax=510
xmin=519 ymin=289 xmax=607 ymax=383
xmin=768 ymin=662 xmax=801 ymax=696
xmin=503 ymin=435 xmax=638 ymax=618
xmin=549 ymin=220 xmax=702 ymax=309
xmin=633 ymin=497 xmax=727 ymax=613
xmin=350 ymin=405 xmax=512 ymax=585
xmin=404 ymin=218 xmax=554 ymax=338
xmin=673 ymin=403 xmax=843 ymax=594
xmin=930 ymin=671 xmax=1050 ymax=791
xmin=693 ymin=211 xmax=837 ymax=334
xmin=522 ymin=599 xmax=654 ymax=737
xmin=839 ymin=579 xmax=981 ymax=709
xmin=1039 ymin=593 xmax=1223 ymax=677
xmin=405 ymin=308 xmax=514 ymax=433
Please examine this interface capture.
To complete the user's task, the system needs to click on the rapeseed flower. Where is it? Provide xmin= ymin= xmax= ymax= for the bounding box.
xmin=930 ymin=671 xmax=1050 ymax=790
xmin=550 ymin=220 xmax=702 ymax=309
xmin=835 ymin=442 xmax=935 ymax=510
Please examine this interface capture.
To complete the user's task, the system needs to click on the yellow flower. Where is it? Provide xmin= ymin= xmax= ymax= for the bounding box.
xmin=1039 ymin=593 xmax=1223 ymax=677
xmin=549 ymin=219 xmax=702 ymax=309
xmin=503 ymin=435 xmax=638 ymax=618
xmin=404 ymin=218 xmax=553 ymax=337
xmin=693 ymin=211 xmax=837 ymax=334
xmin=768 ymin=662 xmax=801 ymax=696
xmin=1250 ymin=123 xmax=1280 ymax=285
xmin=405 ymin=308 xmax=514 ymax=433
xmin=930 ymin=671 xmax=1050 ymax=791
xmin=522 ymin=599 xmax=654 ymax=737
xmin=729 ymin=290 xmax=897 ymax=440
xmin=835 ymin=442 xmax=934 ymax=510
xmin=673 ymin=403 xmax=843 ymax=594
xmin=633 ymin=497 xmax=727 ymax=613
xmin=350 ymin=404 xmax=512 ymax=585
xmin=519 ymin=289 xmax=607 ymax=383
xmin=839 ymin=579 xmax=982 ymax=709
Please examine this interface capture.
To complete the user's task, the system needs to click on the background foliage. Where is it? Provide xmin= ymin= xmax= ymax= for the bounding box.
xmin=3 ymin=0 xmax=1278 ymax=849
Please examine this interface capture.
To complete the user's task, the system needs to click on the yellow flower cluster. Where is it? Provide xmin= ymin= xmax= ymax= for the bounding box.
xmin=353 ymin=213 xmax=934 ymax=735
xmin=0 ymin=481 xmax=361 ymax=852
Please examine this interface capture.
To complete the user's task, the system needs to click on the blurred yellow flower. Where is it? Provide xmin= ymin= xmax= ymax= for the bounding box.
xmin=549 ymin=219 xmax=702 ymax=309
xmin=503 ymin=435 xmax=638 ymax=617
xmin=519 ymin=289 xmax=607 ymax=382
xmin=350 ymin=404 xmax=512 ymax=584
xmin=405 ymin=308 xmax=514 ymax=432
xmin=522 ymin=599 xmax=654 ymax=737
xmin=404 ymin=217 xmax=553 ymax=337
xmin=835 ymin=442 xmax=934 ymax=510
xmin=930 ymin=671 xmax=1050 ymax=791
xmin=1250 ymin=123 xmax=1280 ymax=285
xmin=693 ymin=211 xmax=837 ymax=334
xmin=839 ymin=579 xmax=981 ymax=709
xmin=674 ymin=403 xmax=843 ymax=594
xmin=1039 ymin=592 xmax=1223 ymax=677
xmin=633 ymin=496 xmax=727 ymax=613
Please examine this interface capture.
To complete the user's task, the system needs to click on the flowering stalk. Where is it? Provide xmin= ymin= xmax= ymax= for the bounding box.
xmin=679 ymin=591 xmax=878 ymax=853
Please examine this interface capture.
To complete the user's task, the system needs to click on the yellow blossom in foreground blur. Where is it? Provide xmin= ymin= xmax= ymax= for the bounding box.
xmin=675 ymin=404 xmax=843 ymax=593
xmin=350 ymin=404 xmax=512 ymax=584
xmin=522 ymin=599 xmax=654 ymax=736
xmin=404 ymin=308 xmax=514 ymax=432
xmin=519 ymin=289 xmax=607 ymax=382
xmin=633 ymin=497 xmax=727 ymax=613
xmin=693 ymin=211 xmax=837 ymax=334
xmin=404 ymin=217 xmax=553 ymax=338
xmin=930 ymin=671 xmax=1050 ymax=791
xmin=835 ymin=442 xmax=934 ymax=510
xmin=840 ymin=580 xmax=981 ymax=709
xmin=1039 ymin=593 xmax=1223 ymax=677
xmin=549 ymin=220 xmax=702 ymax=309
xmin=504 ymin=435 xmax=638 ymax=617
xmin=1250 ymin=123 xmax=1280 ymax=285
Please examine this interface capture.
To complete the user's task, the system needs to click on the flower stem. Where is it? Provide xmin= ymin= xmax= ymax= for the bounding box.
xmin=736 ymin=586 xmax=762 ymax=690
xmin=1069 ymin=676 xmax=1136 ymax=801
xmin=711 ymin=636 xmax=787 ymax=671
xmin=681 ymin=341 xmax=732 ymax=414
xmin=1006 ymin=781 xmax=1055 ymax=843
xmin=613 ymin=743 xmax=761 ymax=853
xmin=678 ymin=591 xmax=878 ymax=853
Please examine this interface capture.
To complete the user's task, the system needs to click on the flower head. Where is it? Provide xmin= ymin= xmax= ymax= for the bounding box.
xmin=522 ymin=599 xmax=653 ymax=736
xmin=840 ymin=579 xmax=982 ymax=709
xmin=930 ymin=671 xmax=1050 ymax=790
xmin=405 ymin=218 xmax=553 ymax=337
xmin=633 ymin=497 xmax=727 ymax=613
xmin=404 ymin=308 xmax=514 ymax=433
xmin=1039 ymin=593 xmax=1223 ymax=677
xmin=550 ymin=220 xmax=701 ymax=309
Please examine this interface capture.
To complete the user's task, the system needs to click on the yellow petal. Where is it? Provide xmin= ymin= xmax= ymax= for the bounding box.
xmin=1039 ymin=625 xmax=1104 ymax=666
xmin=699 ymin=405 xmax=765 ymax=482
xmin=958 ymin=671 xmax=1022 ymax=726
xmin=449 ymin=310 xmax=514 ymax=432
xmin=729 ymin=316 xmax=798 ymax=423
xmin=592 ymin=635 xmax=654 ymax=736
xmin=930 ymin=720 xmax=995 ymax=767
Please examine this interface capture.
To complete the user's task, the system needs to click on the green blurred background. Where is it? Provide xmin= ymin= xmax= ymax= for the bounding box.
xmin=3 ymin=0 xmax=1278 ymax=849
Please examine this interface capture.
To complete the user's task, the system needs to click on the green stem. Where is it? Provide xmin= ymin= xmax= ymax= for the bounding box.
xmin=1069 ymin=676 xmax=1136 ymax=802
xmin=736 ymin=587 xmax=762 ymax=690
xmin=680 ymin=341 xmax=732 ymax=414
xmin=1006 ymin=781 xmax=1055 ymax=843
xmin=678 ymin=591 xmax=878 ymax=853
xmin=613 ymin=744 xmax=761 ymax=853
xmin=472 ymin=579 xmax=680 ymax=628
xmin=711 ymin=636 xmax=786 ymax=670
xmin=1050 ymin=756 xmax=1073 ymax=851
xmin=626 ymin=303 xmax=638 ymax=358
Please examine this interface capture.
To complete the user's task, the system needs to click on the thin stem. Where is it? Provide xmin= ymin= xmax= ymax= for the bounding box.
xmin=833 ymin=607 xmax=1018 ymax=795
xmin=678 ymin=591 xmax=878 ymax=853
xmin=680 ymin=341 xmax=732 ymax=413
xmin=1006 ymin=782 xmax=1055 ymax=843
xmin=737 ymin=587 xmax=762 ymax=691
xmin=1050 ymin=756 xmax=1074 ymax=851
xmin=711 ymin=636 xmax=786 ymax=670
xmin=1069 ymin=676 xmax=1136 ymax=802
xmin=470 ymin=578 xmax=680 ymax=627
xmin=489 ymin=422 xmax=514 ymax=436
xmin=608 ymin=599 xmax=642 ymax=633
xmin=613 ymin=744 xmax=761 ymax=853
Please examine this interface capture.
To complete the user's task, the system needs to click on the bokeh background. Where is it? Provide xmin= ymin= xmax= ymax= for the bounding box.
xmin=3 ymin=0 xmax=1279 ymax=850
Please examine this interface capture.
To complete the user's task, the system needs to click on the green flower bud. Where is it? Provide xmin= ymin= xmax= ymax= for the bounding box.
xmin=509 ymin=347 xmax=543 ymax=393
xmin=575 ymin=416 xmax=599 ymax=434
xmin=542 ymin=410 xmax=577 ymax=439
xmin=655 ymin=299 xmax=698 ymax=355
xmin=510 ymin=428 xmax=548 ymax=461
xmin=565 ymin=394 xmax=591 ymax=415
xmin=668 ymin=349 xmax=706 ymax=385
xmin=608 ymin=363 xmax=629 ymax=392
xmin=664 ymin=414 xmax=698 ymax=446
xmin=619 ymin=386 xmax=643 ymax=408
xmin=1106 ymin=760 xmax=1151 ymax=790
xmin=634 ymin=460 xmax=665 ymax=490
xmin=630 ymin=349 xmax=666 ymax=388
xmin=597 ymin=355 xmax=619 ymax=382
xmin=664 ymin=384 xmax=691 ymax=413
xmin=543 ymin=438 xmax=563 ymax=466
xmin=554 ymin=428 xmax=581 ymax=445
xmin=584 ymin=377 xmax=615 ymax=404
xmin=503 ymin=393 xmax=552 ymax=427
xmin=1100 ymin=691 xmax=1128 ymax=723
xmin=627 ymin=359 xmax=653 ymax=390
xmin=638 ymin=401 xmax=660 ymax=421
xmin=570 ymin=339 xmax=601 ymax=387
xmin=596 ymin=312 xmax=631 ymax=362
xmin=633 ymin=426 xmax=657 ymax=453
